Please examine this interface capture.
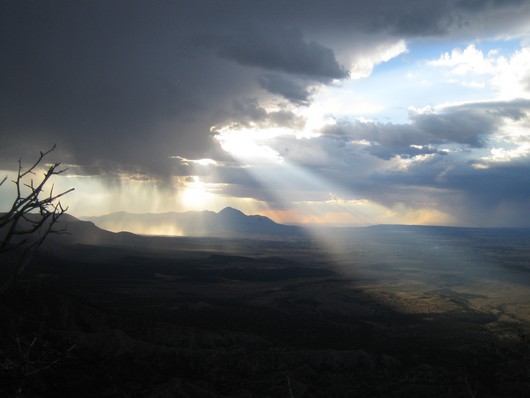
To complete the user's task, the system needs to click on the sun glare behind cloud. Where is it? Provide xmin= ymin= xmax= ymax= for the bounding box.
xmin=213 ymin=125 xmax=290 ymax=164
xmin=181 ymin=177 xmax=213 ymax=210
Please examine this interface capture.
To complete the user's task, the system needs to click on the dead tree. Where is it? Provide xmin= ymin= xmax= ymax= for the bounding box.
xmin=0 ymin=145 xmax=74 ymax=291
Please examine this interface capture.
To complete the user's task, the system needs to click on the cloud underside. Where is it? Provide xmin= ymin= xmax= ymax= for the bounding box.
xmin=214 ymin=26 xmax=349 ymax=80
xmin=323 ymin=100 xmax=530 ymax=159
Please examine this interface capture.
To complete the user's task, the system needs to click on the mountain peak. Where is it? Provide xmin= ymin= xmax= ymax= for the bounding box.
xmin=218 ymin=207 xmax=245 ymax=216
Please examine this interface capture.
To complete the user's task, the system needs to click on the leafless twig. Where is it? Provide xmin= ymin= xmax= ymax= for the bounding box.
xmin=287 ymin=374 xmax=295 ymax=398
xmin=0 ymin=145 xmax=74 ymax=291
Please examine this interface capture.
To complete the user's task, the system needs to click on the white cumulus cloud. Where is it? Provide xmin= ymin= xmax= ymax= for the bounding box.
xmin=429 ymin=42 xmax=530 ymax=100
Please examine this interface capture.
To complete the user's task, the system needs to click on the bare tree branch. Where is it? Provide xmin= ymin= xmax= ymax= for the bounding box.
xmin=0 ymin=322 xmax=77 ymax=379
xmin=0 ymin=146 xmax=74 ymax=291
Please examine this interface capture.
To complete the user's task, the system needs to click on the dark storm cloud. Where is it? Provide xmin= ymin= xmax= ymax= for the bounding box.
xmin=444 ymin=163 xmax=530 ymax=226
xmin=214 ymin=25 xmax=349 ymax=80
xmin=446 ymin=163 xmax=530 ymax=205
xmin=231 ymin=99 xmax=268 ymax=124
xmin=0 ymin=0 xmax=259 ymax=174
xmin=226 ymin=98 xmax=306 ymax=129
xmin=455 ymin=0 xmax=526 ymax=12
xmin=1 ymin=0 xmax=529 ymax=179
xmin=369 ymin=155 xmax=530 ymax=226
xmin=390 ymin=1 xmax=455 ymax=36
xmin=321 ymin=121 xmax=447 ymax=160
xmin=258 ymin=74 xmax=313 ymax=105
xmin=410 ymin=108 xmax=494 ymax=148
xmin=320 ymin=100 xmax=530 ymax=160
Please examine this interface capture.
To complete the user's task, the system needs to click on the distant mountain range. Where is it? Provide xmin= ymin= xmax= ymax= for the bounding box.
xmin=4 ymin=209 xmax=530 ymax=256
xmin=82 ymin=207 xmax=304 ymax=238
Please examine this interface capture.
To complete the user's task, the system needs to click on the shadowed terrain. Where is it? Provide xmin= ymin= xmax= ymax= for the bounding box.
xmin=1 ymin=218 xmax=530 ymax=397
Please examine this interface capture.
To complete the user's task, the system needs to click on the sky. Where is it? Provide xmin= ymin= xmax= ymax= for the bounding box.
xmin=1 ymin=0 xmax=530 ymax=227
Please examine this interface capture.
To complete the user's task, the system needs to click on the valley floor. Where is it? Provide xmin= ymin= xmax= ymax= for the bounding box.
xmin=1 ymin=233 xmax=530 ymax=397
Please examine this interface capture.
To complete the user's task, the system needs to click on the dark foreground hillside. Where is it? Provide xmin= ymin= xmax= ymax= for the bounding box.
xmin=1 ymin=228 xmax=530 ymax=397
